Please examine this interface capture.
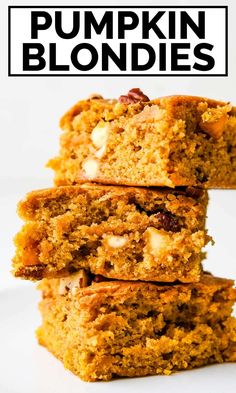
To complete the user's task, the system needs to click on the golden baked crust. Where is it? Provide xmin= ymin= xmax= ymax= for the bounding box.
xmin=12 ymin=184 xmax=210 ymax=282
xmin=48 ymin=94 xmax=236 ymax=188
xmin=37 ymin=272 xmax=236 ymax=381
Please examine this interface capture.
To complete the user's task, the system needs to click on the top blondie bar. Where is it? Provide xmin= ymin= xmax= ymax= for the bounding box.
xmin=48 ymin=89 xmax=236 ymax=188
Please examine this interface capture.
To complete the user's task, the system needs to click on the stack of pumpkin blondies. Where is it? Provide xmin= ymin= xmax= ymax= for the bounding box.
xmin=13 ymin=89 xmax=236 ymax=381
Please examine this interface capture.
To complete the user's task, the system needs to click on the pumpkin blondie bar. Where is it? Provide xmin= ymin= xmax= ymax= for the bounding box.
xmin=37 ymin=271 xmax=236 ymax=381
xmin=48 ymin=90 xmax=236 ymax=188
xmin=12 ymin=184 xmax=209 ymax=282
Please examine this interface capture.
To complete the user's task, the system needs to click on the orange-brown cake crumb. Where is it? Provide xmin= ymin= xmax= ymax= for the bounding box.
xmin=48 ymin=93 xmax=236 ymax=188
xmin=12 ymin=184 xmax=210 ymax=282
xmin=37 ymin=272 xmax=236 ymax=381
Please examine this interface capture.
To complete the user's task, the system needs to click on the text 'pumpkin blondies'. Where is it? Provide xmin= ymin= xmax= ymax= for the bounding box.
xmin=12 ymin=184 xmax=210 ymax=283
xmin=37 ymin=272 xmax=236 ymax=382
xmin=48 ymin=90 xmax=236 ymax=188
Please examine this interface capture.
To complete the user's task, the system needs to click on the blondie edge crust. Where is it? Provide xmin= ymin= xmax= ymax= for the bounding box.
xmin=37 ymin=272 xmax=236 ymax=381
xmin=13 ymin=184 xmax=210 ymax=283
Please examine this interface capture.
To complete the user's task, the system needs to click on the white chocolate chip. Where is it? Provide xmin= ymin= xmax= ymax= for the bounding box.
xmin=94 ymin=145 xmax=106 ymax=159
xmin=106 ymin=235 xmax=128 ymax=249
xmin=91 ymin=124 xmax=109 ymax=149
xmin=82 ymin=158 xmax=99 ymax=179
xmin=58 ymin=270 xmax=88 ymax=296
xmin=145 ymin=227 xmax=169 ymax=255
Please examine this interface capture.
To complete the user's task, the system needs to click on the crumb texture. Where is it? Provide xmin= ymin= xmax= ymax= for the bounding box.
xmin=37 ymin=273 xmax=236 ymax=381
xmin=48 ymin=95 xmax=236 ymax=188
xmin=13 ymin=185 xmax=209 ymax=282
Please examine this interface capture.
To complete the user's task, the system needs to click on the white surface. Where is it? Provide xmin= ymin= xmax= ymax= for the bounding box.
xmin=0 ymin=285 xmax=235 ymax=393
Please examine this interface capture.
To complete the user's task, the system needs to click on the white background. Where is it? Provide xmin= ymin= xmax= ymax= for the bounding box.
xmin=0 ymin=0 xmax=236 ymax=392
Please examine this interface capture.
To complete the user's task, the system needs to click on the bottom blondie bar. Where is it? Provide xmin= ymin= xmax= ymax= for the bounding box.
xmin=37 ymin=272 xmax=236 ymax=381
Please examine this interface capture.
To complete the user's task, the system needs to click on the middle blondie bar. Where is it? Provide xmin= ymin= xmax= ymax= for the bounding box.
xmin=13 ymin=184 xmax=210 ymax=283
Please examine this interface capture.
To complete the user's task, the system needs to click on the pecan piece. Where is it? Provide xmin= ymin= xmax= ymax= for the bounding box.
xmin=119 ymin=88 xmax=150 ymax=104
xmin=58 ymin=270 xmax=89 ymax=295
